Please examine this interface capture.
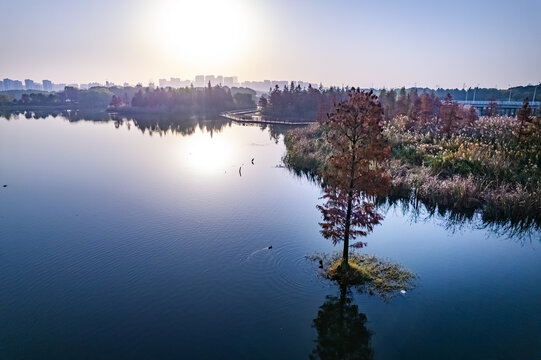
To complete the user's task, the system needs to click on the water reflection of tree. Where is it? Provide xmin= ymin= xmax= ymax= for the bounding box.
xmin=1 ymin=110 xmax=233 ymax=137
xmin=110 ymin=113 xmax=232 ymax=137
xmin=257 ymin=123 xmax=291 ymax=143
xmin=310 ymin=282 xmax=373 ymax=360
xmin=2 ymin=109 xmax=110 ymax=122
xmin=284 ymin=166 xmax=540 ymax=241
xmin=376 ymin=190 xmax=541 ymax=242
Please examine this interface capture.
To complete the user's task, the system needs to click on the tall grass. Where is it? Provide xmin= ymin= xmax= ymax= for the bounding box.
xmin=283 ymin=115 xmax=541 ymax=229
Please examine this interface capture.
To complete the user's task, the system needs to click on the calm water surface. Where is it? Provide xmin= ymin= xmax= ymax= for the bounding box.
xmin=1 ymin=114 xmax=540 ymax=359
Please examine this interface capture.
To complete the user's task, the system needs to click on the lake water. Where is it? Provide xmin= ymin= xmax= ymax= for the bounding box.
xmin=1 ymin=113 xmax=540 ymax=359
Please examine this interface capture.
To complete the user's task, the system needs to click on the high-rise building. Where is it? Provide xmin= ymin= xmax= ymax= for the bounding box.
xmin=194 ymin=75 xmax=205 ymax=87
xmin=14 ymin=80 xmax=23 ymax=90
xmin=25 ymin=79 xmax=35 ymax=90
xmin=159 ymin=78 xmax=169 ymax=88
xmin=216 ymin=75 xmax=223 ymax=85
xmin=3 ymin=79 xmax=13 ymax=90
xmin=3 ymin=78 xmax=24 ymax=90
xmin=24 ymin=79 xmax=43 ymax=90
xmin=42 ymin=80 xmax=53 ymax=91
xmin=170 ymin=78 xmax=181 ymax=88
xmin=223 ymin=77 xmax=236 ymax=87
xmin=204 ymin=75 xmax=216 ymax=86
xmin=52 ymin=83 xmax=66 ymax=92
xmin=180 ymin=80 xmax=192 ymax=87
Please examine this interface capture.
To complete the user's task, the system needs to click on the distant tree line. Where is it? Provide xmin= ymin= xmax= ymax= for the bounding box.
xmin=0 ymin=86 xmax=115 ymax=109
xmin=0 ymin=84 xmax=256 ymax=115
xmin=260 ymin=83 xmax=480 ymax=132
xmin=119 ymin=83 xmax=255 ymax=114
xmin=378 ymin=89 xmax=479 ymax=136
xmin=2 ymin=82 xmax=538 ymax=119
xmin=259 ymin=82 xmax=349 ymax=121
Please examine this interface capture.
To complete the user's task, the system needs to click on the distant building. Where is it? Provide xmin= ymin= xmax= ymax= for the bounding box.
xmin=180 ymin=80 xmax=192 ymax=87
xmin=159 ymin=78 xmax=168 ymax=88
xmin=52 ymin=83 xmax=66 ymax=92
xmin=194 ymin=75 xmax=205 ymax=87
xmin=205 ymin=75 xmax=216 ymax=86
xmin=14 ymin=80 xmax=23 ymax=90
xmin=216 ymin=75 xmax=223 ymax=85
xmin=2 ymin=79 xmax=13 ymax=90
xmin=240 ymin=80 xmax=304 ymax=93
xmin=42 ymin=80 xmax=53 ymax=91
xmin=158 ymin=77 xmax=184 ymax=89
xmin=223 ymin=76 xmax=238 ymax=87
xmin=170 ymin=78 xmax=182 ymax=88
xmin=223 ymin=77 xmax=233 ymax=86
xmin=2 ymin=78 xmax=24 ymax=91
xmin=25 ymin=79 xmax=42 ymax=90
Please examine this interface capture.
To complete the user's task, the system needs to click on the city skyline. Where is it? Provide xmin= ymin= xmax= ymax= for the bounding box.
xmin=4 ymin=74 xmax=541 ymax=96
xmin=2 ymin=0 xmax=540 ymax=89
xmin=0 ymin=75 xmax=320 ymax=93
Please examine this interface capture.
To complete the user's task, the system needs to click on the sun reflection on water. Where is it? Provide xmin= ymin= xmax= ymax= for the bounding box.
xmin=181 ymin=127 xmax=237 ymax=175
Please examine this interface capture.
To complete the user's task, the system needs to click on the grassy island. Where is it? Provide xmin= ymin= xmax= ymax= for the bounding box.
xmin=309 ymin=252 xmax=416 ymax=300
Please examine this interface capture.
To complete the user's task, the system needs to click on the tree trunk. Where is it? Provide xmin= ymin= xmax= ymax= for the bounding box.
xmin=342 ymin=144 xmax=357 ymax=270
xmin=342 ymin=190 xmax=353 ymax=269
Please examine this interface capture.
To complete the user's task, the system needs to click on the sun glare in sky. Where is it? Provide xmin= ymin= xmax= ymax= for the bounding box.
xmin=154 ymin=0 xmax=254 ymax=68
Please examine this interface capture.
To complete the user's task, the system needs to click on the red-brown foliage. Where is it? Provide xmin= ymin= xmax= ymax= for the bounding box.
xmin=318 ymin=90 xmax=391 ymax=259
xmin=323 ymin=91 xmax=391 ymax=196
xmin=317 ymin=187 xmax=383 ymax=248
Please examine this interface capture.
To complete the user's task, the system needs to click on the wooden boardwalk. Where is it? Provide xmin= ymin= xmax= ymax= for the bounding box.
xmin=220 ymin=110 xmax=314 ymax=126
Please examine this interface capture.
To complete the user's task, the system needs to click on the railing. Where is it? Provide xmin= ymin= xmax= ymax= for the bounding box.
xmin=220 ymin=110 xmax=314 ymax=125
xmin=457 ymin=100 xmax=540 ymax=108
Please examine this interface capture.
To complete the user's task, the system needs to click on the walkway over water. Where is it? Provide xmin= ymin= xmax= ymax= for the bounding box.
xmin=221 ymin=109 xmax=313 ymax=125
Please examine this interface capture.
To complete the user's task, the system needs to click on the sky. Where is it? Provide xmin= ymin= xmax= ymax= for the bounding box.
xmin=2 ymin=0 xmax=540 ymax=89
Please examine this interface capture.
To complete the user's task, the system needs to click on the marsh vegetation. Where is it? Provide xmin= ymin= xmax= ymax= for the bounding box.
xmin=285 ymin=99 xmax=541 ymax=228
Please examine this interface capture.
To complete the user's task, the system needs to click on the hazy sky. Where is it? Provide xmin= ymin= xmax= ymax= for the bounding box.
xmin=2 ymin=0 xmax=540 ymax=88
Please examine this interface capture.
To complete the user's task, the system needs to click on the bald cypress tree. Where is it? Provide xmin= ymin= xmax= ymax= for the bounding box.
xmin=317 ymin=90 xmax=390 ymax=269
xmin=517 ymin=98 xmax=532 ymax=142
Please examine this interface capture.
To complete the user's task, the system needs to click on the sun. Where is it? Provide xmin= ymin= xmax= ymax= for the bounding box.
xmin=154 ymin=0 xmax=253 ymax=67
